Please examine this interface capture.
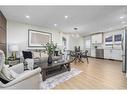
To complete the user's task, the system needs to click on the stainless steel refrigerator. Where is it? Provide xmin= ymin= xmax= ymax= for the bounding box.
xmin=122 ymin=26 xmax=127 ymax=73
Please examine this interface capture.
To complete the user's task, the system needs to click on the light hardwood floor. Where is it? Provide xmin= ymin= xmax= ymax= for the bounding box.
xmin=54 ymin=58 xmax=127 ymax=89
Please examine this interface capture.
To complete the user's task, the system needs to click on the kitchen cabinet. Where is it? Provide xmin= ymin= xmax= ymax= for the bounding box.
xmin=104 ymin=49 xmax=122 ymax=60
xmin=111 ymin=49 xmax=122 ymax=60
xmin=91 ymin=48 xmax=96 ymax=57
xmin=91 ymin=33 xmax=103 ymax=44
xmin=104 ymin=49 xmax=111 ymax=59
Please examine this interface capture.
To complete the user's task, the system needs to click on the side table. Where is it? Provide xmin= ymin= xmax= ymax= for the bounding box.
xmin=8 ymin=58 xmax=20 ymax=67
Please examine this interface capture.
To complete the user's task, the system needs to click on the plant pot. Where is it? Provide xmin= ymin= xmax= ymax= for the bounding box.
xmin=47 ymin=55 xmax=52 ymax=65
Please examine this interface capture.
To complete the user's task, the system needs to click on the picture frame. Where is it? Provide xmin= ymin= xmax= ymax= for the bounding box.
xmin=28 ymin=29 xmax=52 ymax=47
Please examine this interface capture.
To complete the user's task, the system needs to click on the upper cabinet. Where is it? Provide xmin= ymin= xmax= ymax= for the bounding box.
xmin=103 ymin=29 xmax=124 ymax=49
xmin=91 ymin=33 xmax=103 ymax=44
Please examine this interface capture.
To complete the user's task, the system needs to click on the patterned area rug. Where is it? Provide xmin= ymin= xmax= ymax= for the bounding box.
xmin=40 ymin=68 xmax=82 ymax=89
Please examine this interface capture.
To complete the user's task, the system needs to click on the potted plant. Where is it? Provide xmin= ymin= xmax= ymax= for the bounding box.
xmin=45 ymin=41 xmax=57 ymax=64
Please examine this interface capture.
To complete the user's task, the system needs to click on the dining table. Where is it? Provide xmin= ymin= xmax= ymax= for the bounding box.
xmin=72 ymin=51 xmax=84 ymax=63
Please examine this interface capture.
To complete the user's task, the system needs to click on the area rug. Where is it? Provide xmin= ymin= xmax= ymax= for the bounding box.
xmin=40 ymin=68 xmax=82 ymax=89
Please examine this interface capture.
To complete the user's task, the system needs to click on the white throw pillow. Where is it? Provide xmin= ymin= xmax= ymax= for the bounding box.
xmin=41 ymin=52 xmax=48 ymax=58
xmin=32 ymin=51 xmax=40 ymax=58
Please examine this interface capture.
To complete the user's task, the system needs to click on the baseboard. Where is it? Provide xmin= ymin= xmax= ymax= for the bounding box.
xmin=88 ymin=56 xmax=96 ymax=58
xmin=89 ymin=56 xmax=122 ymax=62
xmin=103 ymin=58 xmax=122 ymax=62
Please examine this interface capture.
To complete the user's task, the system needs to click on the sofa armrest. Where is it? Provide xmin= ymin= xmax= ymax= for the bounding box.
xmin=3 ymin=67 xmax=41 ymax=88
xmin=9 ymin=63 xmax=24 ymax=74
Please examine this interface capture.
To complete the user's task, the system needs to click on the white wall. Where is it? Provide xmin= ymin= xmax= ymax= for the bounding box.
xmin=7 ymin=20 xmax=84 ymax=56
xmin=58 ymin=33 xmax=84 ymax=50
xmin=7 ymin=20 xmax=63 ymax=56
xmin=84 ymin=36 xmax=91 ymax=56
xmin=77 ymin=37 xmax=84 ymax=50
xmin=67 ymin=34 xmax=84 ymax=50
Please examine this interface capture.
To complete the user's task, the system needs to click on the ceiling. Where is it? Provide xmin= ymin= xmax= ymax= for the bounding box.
xmin=0 ymin=6 xmax=127 ymax=36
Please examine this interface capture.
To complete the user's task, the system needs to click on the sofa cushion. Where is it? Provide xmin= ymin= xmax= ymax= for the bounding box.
xmin=32 ymin=51 xmax=40 ymax=58
xmin=22 ymin=51 xmax=32 ymax=59
xmin=41 ymin=52 xmax=48 ymax=58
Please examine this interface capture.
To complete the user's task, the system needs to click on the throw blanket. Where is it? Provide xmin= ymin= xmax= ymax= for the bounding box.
xmin=25 ymin=59 xmax=34 ymax=70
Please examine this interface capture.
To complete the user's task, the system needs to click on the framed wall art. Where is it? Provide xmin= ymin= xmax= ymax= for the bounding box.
xmin=28 ymin=29 xmax=52 ymax=47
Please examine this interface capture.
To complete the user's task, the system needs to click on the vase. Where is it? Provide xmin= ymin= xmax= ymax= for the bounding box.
xmin=47 ymin=55 xmax=52 ymax=65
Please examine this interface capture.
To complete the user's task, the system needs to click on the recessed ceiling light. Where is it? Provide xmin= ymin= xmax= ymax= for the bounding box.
xmin=26 ymin=15 xmax=30 ymax=19
xmin=120 ymin=16 xmax=124 ymax=19
xmin=65 ymin=15 xmax=68 ymax=19
xmin=54 ymin=24 xmax=58 ymax=27
xmin=74 ymin=27 xmax=78 ymax=30
xmin=122 ymin=21 xmax=126 ymax=24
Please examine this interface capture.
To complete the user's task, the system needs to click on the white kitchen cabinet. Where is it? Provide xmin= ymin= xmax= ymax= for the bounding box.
xmin=104 ymin=49 xmax=122 ymax=60
xmin=111 ymin=49 xmax=122 ymax=60
xmin=104 ymin=49 xmax=111 ymax=59
xmin=91 ymin=33 xmax=102 ymax=44
xmin=91 ymin=48 xmax=96 ymax=57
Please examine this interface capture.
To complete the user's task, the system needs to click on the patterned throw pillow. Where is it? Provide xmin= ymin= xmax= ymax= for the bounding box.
xmin=32 ymin=51 xmax=40 ymax=58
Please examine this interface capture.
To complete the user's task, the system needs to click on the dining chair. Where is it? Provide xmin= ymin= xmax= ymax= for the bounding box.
xmin=81 ymin=50 xmax=89 ymax=64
